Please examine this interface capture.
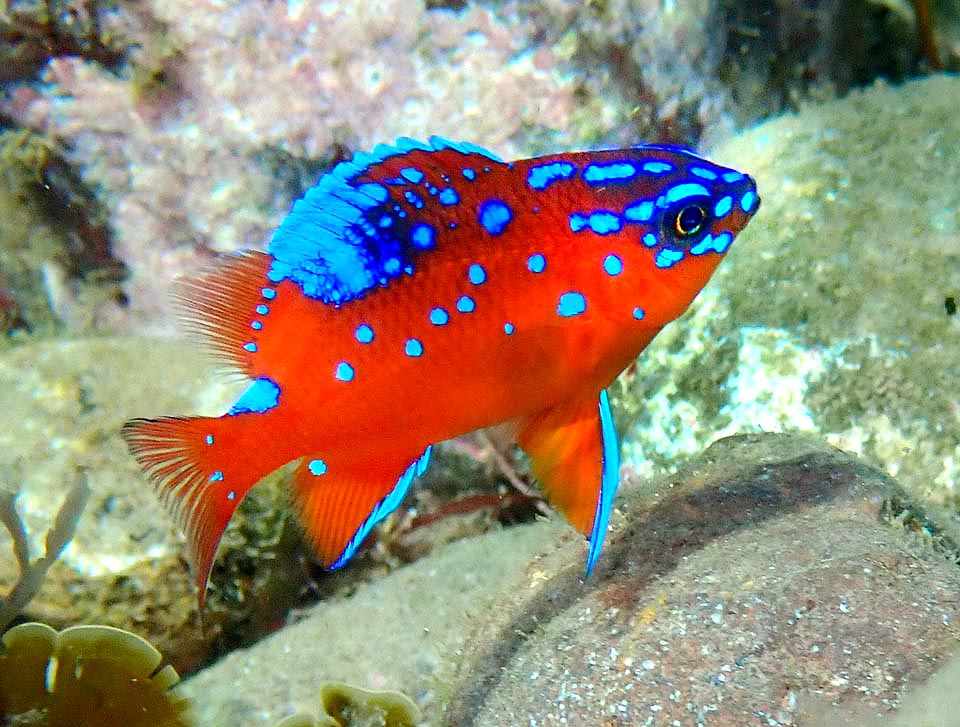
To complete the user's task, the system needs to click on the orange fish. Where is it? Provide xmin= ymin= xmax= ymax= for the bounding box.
xmin=123 ymin=137 xmax=759 ymax=604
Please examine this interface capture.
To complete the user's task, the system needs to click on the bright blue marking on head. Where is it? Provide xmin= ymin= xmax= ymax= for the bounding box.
xmin=400 ymin=167 xmax=424 ymax=184
xmin=569 ymin=213 xmax=587 ymax=233
xmin=690 ymin=234 xmax=715 ymax=256
xmin=587 ymin=211 xmax=622 ymax=235
xmin=456 ymin=295 xmax=475 ymax=313
xmin=411 ymin=223 xmax=435 ymax=249
xmin=429 ymin=307 xmax=449 ymax=325
xmin=439 ymin=188 xmax=459 ymax=205
xmin=479 ymin=199 xmax=512 ymax=236
xmin=585 ymin=390 xmax=620 ymax=576
xmin=557 ymin=291 xmax=587 ymax=317
xmin=603 ymin=254 xmax=623 ymax=276
xmin=583 ymin=161 xmax=637 ymax=184
xmin=335 ymin=361 xmax=355 ymax=382
xmin=205 ymin=434 xmax=214 ymax=445
xmin=714 ymin=195 xmax=733 ymax=218
xmin=251 ymin=320 xmax=263 ymax=330
xmin=527 ymin=161 xmax=576 ymax=191
xmin=633 ymin=307 xmax=645 ymax=320
xmin=468 ymin=263 xmax=486 ymax=285
xmin=690 ymin=166 xmax=718 ymax=180
xmin=714 ymin=231 xmax=733 ymax=253
xmin=642 ymin=232 xmax=658 ymax=248
xmin=209 ymin=471 xmax=224 ymax=483
xmin=504 ymin=322 xmax=515 ymax=335
xmin=624 ymin=200 xmax=654 ymax=222
xmin=261 ymin=288 xmax=276 ymax=300
xmin=641 ymin=160 xmax=673 ymax=174
xmin=308 ymin=459 xmax=328 ymax=476
xmin=404 ymin=190 xmax=425 ymax=209
xmin=243 ymin=342 xmax=257 ymax=353
xmin=722 ymin=170 xmax=744 ymax=183
xmin=355 ymin=323 xmax=374 ymax=343
xmin=329 ymin=445 xmax=433 ymax=570
xmin=527 ymin=253 xmax=546 ymax=273
xmin=740 ymin=189 xmax=757 ymax=212
xmin=405 ymin=338 xmax=424 ymax=357
xmin=255 ymin=304 xmax=269 ymax=315
xmin=228 ymin=377 xmax=281 ymax=415
xmin=666 ymin=182 xmax=711 ymax=204
xmin=655 ymin=248 xmax=684 ymax=268
xmin=462 ymin=168 xmax=476 ymax=180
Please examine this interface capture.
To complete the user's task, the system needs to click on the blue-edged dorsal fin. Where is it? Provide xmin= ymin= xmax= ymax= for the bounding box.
xmin=267 ymin=137 xmax=505 ymax=306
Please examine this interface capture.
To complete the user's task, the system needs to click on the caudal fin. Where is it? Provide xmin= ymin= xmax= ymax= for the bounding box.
xmin=121 ymin=413 xmax=279 ymax=606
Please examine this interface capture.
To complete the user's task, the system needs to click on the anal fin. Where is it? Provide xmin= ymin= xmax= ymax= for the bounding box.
xmin=291 ymin=447 xmax=433 ymax=569
xmin=517 ymin=390 xmax=621 ymax=575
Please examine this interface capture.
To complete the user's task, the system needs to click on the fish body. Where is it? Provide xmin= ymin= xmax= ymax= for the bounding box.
xmin=123 ymin=137 xmax=759 ymax=603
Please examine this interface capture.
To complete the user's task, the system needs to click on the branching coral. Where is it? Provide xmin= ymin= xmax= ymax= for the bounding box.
xmin=0 ymin=476 xmax=89 ymax=631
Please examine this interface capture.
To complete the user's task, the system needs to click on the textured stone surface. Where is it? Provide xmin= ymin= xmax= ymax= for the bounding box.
xmin=444 ymin=434 xmax=960 ymax=727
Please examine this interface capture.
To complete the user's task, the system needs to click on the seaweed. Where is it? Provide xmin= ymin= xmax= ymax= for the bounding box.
xmin=0 ymin=476 xmax=90 ymax=631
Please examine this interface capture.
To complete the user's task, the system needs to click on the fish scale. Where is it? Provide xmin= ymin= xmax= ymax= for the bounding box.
xmin=122 ymin=136 xmax=760 ymax=606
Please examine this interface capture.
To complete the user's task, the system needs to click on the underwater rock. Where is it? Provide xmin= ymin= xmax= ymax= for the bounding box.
xmin=443 ymin=433 xmax=960 ymax=726
xmin=0 ymin=621 xmax=191 ymax=726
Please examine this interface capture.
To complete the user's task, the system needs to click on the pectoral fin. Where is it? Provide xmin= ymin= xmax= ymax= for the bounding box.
xmin=517 ymin=390 xmax=620 ymax=574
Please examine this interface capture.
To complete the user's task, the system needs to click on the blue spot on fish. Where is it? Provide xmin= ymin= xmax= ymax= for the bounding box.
xmin=642 ymin=232 xmax=658 ymax=248
xmin=439 ymin=188 xmax=459 ymax=205
xmin=642 ymin=161 xmax=673 ymax=174
xmin=633 ymin=307 xmax=645 ymax=320
xmin=714 ymin=195 xmax=733 ymax=218
xmin=256 ymin=304 xmax=269 ymax=315
xmin=456 ymin=295 xmax=476 ymax=313
xmin=405 ymin=339 xmax=424 ymax=357
xmin=462 ymin=168 xmax=476 ymax=180
xmin=243 ymin=342 xmax=257 ymax=353
xmin=205 ymin=434 xmax=214 ymax=445
xmin=251 ymin=321 xmax=263 ymax=330
xmin=624 ymin=200 xmax=654 ymax=222
xmin=665 ymin=182 xmax=710 ymax=204
xmin=355 ymin=323 xmax=374 ymax=343
xmin=262 ymin=288 xmax=276 ymax=300
xmin=655 ymin=248 xmax=684 ymax=269
xmin=527 ymin=161 xmax=576 ymax=191
xmin=209 ymin=471 xmax=224 ymax=483
xmin=400 ymin=167 xmax=424 ymax=184
xmin=228 ymin=377 xmax=282 ymax=415
xmin=335 ymin=362 xmax=355 ymax=382
xmin=479 ymin=199 xmax=512 ymax=236
xmin=404 ymin=190 xmax=425 ymax=209
xmin=468 ymin=263 xmax=487 ymax=285
xmin=412 ymin=223 xmax=435 ymax=249
xmin=740 ymin=189 xmax=757 ymax=212
xmin=527 ymin=253 xmax=546 ymax=273
xmin=690 ymin=166 xmax=718 ymax=180
xmin=603 ymin=254 xmax=623 ymax=276
xmin=504 ymin=322 xmax=515 ymax=335
xmin=583 ymin=161 xmax=637 ymax=183
xmin=430 ymin=307 xmax=449 ymax=325
xmin=309 ymin=459 xmax=328 ymax=476
xmin=557 ymin=291 xmax=587 ymax=317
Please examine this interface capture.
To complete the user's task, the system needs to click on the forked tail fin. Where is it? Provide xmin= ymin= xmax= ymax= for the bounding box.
xmin=122 ymin=413 xmax=282 ymax=607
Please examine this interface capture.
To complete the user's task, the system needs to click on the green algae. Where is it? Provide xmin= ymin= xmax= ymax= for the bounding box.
xmin=0 ymin=622 xmax=191 ymax=726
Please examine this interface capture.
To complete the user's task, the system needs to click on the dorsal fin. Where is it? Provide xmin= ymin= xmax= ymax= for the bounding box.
xmin=266 ymin=137 xmax=506 ymax=306
xmin=173 ymin=251 xmax=271 ymax=375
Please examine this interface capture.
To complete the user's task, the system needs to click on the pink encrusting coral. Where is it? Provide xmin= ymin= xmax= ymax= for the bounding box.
xmin=2 ymin=1 xmax=581 ymax=331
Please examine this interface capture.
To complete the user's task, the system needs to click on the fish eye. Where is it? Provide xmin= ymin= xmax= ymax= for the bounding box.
xmin=674 ymin=203 xmax=707 ymax=236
